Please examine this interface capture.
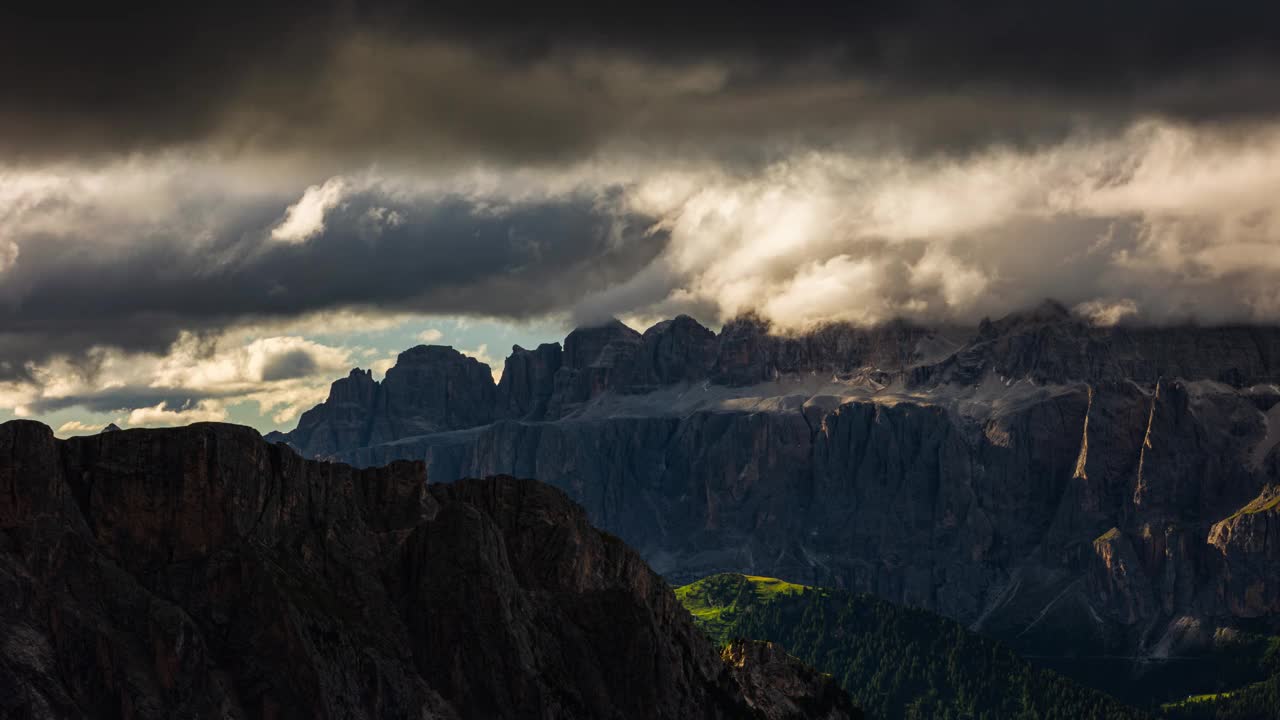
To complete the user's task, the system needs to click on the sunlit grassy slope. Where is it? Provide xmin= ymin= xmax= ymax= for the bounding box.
xmin=677 ymin=573 xmax=1152 ymax=720
xmin=1160 ymin=636 xmax=1280 ymax=719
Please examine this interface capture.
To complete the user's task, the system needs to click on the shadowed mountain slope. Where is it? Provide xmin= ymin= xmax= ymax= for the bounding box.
xmin=0 ymin=420 xmax=858 ymax=720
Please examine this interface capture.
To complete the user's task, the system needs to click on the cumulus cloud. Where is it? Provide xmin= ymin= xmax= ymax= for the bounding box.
xmin=416 ymin=328 xmax=444 ymax=343
xmin=2 ymin=327 xmax=363 ymax=430
xmin=575 ymin=121 xmax=1280 ymax=330
xmin=271 ymin=177 xmax=346 ymax=244
xmin=126 ymin=401 xmax=228 ymax=428
xmin=56 ymin=420 xmax=108 ymax=436
xmin=0 ymin=239 xmax=17 ymax=272
xmin=7 ymin=119 xmax=1280 ymax=398
xmin=0 ymin=165 xmax=663 ymax=378
xmin=1075 ymin=299 xmax=1141 ymax=327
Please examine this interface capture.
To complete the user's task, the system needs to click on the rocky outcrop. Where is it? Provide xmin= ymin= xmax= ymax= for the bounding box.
xmin=545 ymin=320 xmax=644 ymax=418
xmin=278 ymin=366 xmax=381 ymax=455
xmin=721 ymin=640 xmax=862 ymax=720
xmin=272 ymin=345 xmax=496 ymax=457
xmin=494 ymin=343 xmax=562 ymax=420
xmin=0 ymin=420 xmax=856 ymax=720
xmin=381 ymin=345 xmax=497 ymax=435
xmin=1209 ymin=484 xmax=1280 ymax=617
xmin=713 ymin=313 xmax=937 ymax=387
xmin=633 ymin=314 xmax=720 ymax=389
xmin=1089 ymin=528 xmax=1158 ymax=626
xmin=912 ymin=300 xmax=1280 ymax=387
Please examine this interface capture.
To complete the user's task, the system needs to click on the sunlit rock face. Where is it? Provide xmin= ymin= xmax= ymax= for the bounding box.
xmin=1210 ymin=483 xmax=1280 ymax=618
xmin=0 ymin=421 xmax=857 ymax=720
xmin=721 ymin=640 xmax=863 ymax=720
xmin=277 ymin=306 xmax=1280 ymax=659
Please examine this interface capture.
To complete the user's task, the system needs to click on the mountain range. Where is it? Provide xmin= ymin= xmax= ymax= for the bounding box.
xmin=0 ymin=420 xmax=860 ymax=719
xmin=267 ymin=301 xmax=1280 ymax=705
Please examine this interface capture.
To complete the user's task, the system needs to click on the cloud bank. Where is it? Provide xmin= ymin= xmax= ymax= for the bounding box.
xmin=5 ymin=2 xmax=1280 ymax=427
xmin=590 ymin=121 xmax=1280 ymax=329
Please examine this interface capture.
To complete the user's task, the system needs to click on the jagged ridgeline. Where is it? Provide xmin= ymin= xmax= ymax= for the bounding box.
xmin=0 ymin=421 xmax=861 ymax=720
xmin=269 ymin=301 xmax=1280 ymax=709
xmin=677 ymin=574 xmax=1152 ymax=720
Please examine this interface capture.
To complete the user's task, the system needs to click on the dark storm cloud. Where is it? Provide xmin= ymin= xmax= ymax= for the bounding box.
xmin=4 ymin=2 xmax=1280 ymax=165
xmin=0 ymin=187 xmax=665 ymax=379
xmin=260 ymin=349 xmax=319 ymax=382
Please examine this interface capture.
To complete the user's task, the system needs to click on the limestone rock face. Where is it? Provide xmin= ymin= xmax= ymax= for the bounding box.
xmin=379 ymin=345 xmax=498 ymax=438
xmin=494 ymin=342 xmax=562 ymax=420
xmin=1089 ymin=528 xmax=1158 ymax=626
xmin=0 ymin=420 xmax=854 ymax=720
xmin=545 ymin=320 xmax=644 ymax=418
xmin=634 ymin=314 xmax=719 ymax=389
xmin=1209 ymin=484 xmax=1280 ymax=618
xmin=280 ymin=304 xmax=1280 ymax=660
xmin=335 ymin=379 xmax=1280 ymax=662
xmin=721 ymin=640 xmax=863 ymax=720
xmin=713 ymin=314 xmax=936 ymax=387
xmin=913 ymin=301 xmax=1280 ymax=386
xmin=282 ymin=366 xmax=380 ymax=455
xmin=0 ymin=420 xmax=449 ymax=720
xmin=274 ymin=345 xmax=496 ymax=457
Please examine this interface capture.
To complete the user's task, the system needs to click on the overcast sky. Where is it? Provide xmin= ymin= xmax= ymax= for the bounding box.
xmin=4 ymin=1 xmax=1280 ymax=435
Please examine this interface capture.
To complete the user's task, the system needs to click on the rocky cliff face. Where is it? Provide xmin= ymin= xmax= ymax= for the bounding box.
xmin=0 ymin=420 xmax=856 ymax=720
xmin=276 ymin=305 xmax=1280 ymax=663
xmin=494 ymin=343 xmax=562 ymax=421
xmin=270 ymin=313 xmax=950 ymax=451
xmin=1208 ymin=483 xmax=1280 ymax=618
xmin=721 ymin=640 xmax=862 ymax=720
xmin=912 ymin=300 xmax=1280 ymax=387
xmin=273 ymin=345 xmax=496 ymax=457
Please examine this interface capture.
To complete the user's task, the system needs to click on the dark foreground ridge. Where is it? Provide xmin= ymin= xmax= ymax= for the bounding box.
xmin=0 ymin=420 xmax=858 ymax=720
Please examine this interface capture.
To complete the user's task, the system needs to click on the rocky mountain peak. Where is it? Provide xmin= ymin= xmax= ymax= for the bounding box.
xmin=917 ymin=301 xmax=1280 ymax=386
xmin=637 ymin=313 xmax=719 ymax=386
xmin=976 ymin=298 xmax=1082 ymax=339
xmin=562 ymin=318 xmax=642 ymax=370
xmin=393 ymin=344 xmax=488 ymax=371
xmin=278 ymin=301 xmax=1280 ymax=454
xmin=1026 ymin=298 xmax=1073 ymax=322
xmin=379 ymin=344 xmax=497 ymax=438
xmin=495 ymin=342 xmax=563 ymax=420
xmin=274 ymin=345 xmax=497 ymax=457
xmin=0 ymin=419 xmax=858 ymax=719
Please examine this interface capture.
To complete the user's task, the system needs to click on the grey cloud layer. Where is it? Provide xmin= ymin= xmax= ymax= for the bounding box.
xmin=4 ymin=3 xmax=1280 ymax=166
xmin=0 ymin=184 xmax=663 ymax=379
xmin=6 ymin=2 xmax=1280 ymax=425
